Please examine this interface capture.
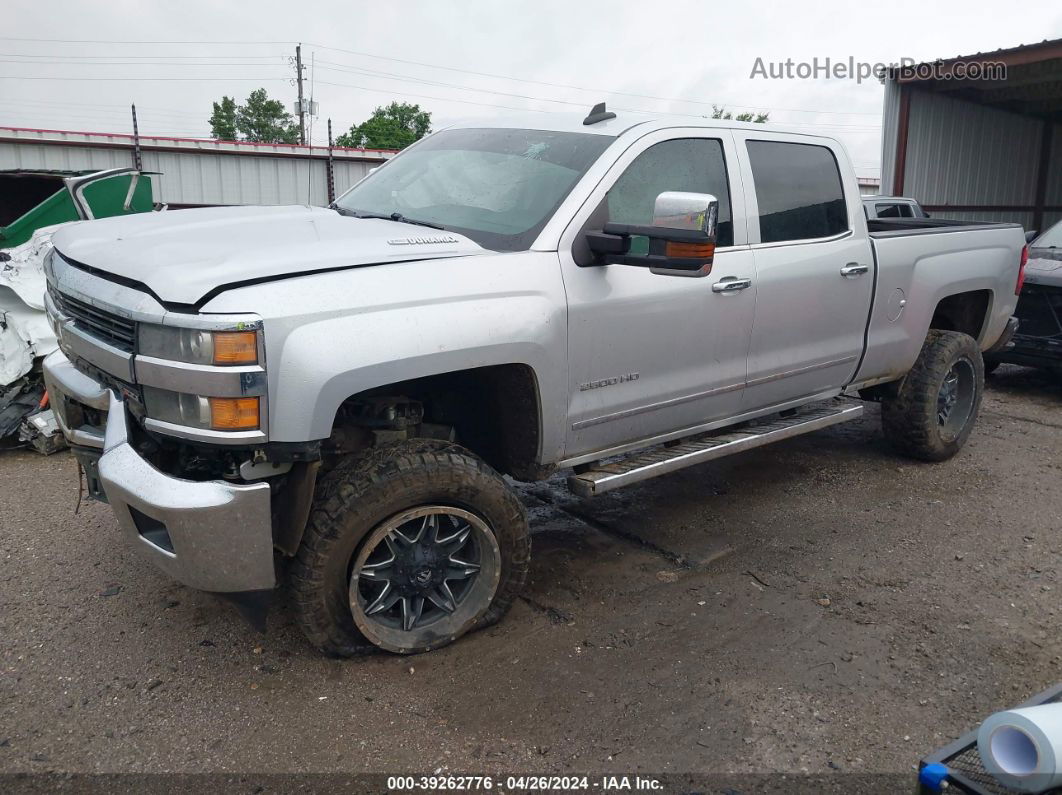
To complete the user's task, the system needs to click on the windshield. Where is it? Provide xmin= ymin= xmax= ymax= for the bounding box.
xmin=334 ymin=128 xmax=613 ymax=251
xmin=1032 ymin=220 xmax=1062 ymax=249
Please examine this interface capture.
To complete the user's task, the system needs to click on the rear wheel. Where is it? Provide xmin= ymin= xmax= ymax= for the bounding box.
xmin=881 ymin=330 xmax=984 ymax=461
xmin=290 ymin=440 xmax=530 ymax=656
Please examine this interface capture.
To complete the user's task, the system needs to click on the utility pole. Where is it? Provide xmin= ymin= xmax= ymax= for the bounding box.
xmin=326 ymin=118 xmax=335 ymax=204
xmin=295 ymin=44 xmax=307 ymax=145
xmin=130 ymin=104 xmax=142 ymax=170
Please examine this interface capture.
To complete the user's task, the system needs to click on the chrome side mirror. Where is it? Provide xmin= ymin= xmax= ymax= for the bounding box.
xmin=648 ymin=192 xmax=718 ymax=277
xmin=652 ymin=191 xmax=718 ymax=236
xmin=586 ymin=191 xmax=720 ymax=277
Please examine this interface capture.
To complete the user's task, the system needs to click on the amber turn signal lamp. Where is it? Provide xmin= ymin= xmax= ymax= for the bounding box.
xmin=665 ymin=241 xmax=716 ymax=259
xmin=209 ymin=397 xmax=260 ymax=430
xmin=213 ymin=331 xmax=258 ymax=365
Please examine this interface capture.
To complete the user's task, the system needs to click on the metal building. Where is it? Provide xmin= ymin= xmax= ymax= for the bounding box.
xmin=0 ymin=126 xmax=395 ymax=208
xmin=880 ymin=38 xmax=1062 ymax=233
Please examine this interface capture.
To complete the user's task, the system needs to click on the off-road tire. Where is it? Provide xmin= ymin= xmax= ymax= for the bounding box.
xmin=290 ymin=439 xmax=530 ymax=656
xmin=881 ymin=329 xmax=984 ymax=462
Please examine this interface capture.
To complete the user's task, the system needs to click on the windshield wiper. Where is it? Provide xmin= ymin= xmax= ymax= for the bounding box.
xmin=332 ymin=206 xmax=445 ymax=230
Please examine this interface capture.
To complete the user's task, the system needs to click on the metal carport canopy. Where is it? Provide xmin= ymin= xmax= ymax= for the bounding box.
xmin=884 ymin=37 xmax=1062 ymax=232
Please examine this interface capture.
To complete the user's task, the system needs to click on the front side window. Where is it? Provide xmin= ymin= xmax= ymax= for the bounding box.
xmin=334 ymin=128 xmax=613 ymax=252
xmin=746 ymin=140 xmax=848 ymax=243
xmin=605 ymin=138 xmax=734 ymax=250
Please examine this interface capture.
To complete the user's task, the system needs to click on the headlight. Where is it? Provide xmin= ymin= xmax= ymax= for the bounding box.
xmin=138 ymin=325 xmax=258 ymax=366
xmin=143 ymin=387 xmax=261 ymax=431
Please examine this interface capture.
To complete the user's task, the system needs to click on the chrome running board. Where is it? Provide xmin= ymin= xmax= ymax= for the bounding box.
xmin=567 ymin=399 xmax=864 ymax=498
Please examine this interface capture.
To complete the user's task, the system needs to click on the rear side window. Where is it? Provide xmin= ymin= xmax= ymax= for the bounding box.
xmin=876 ymin=202 xmax=913 ymax=218
xmin=746 ymin=140 xmax=848 ymax=243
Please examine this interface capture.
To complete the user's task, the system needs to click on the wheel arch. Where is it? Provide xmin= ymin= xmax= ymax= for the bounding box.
xmin=329 ymin=362 xmax=550 ymax=482
xmin=929 ymin=289 xmax=992 ymax=342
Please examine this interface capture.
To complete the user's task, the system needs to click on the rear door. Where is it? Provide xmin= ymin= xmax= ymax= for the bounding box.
xmin=732 ymin=133 xmax=874 ymax=411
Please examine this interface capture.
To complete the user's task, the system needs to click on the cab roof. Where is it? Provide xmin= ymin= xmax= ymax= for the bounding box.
xmin=442 ymin=109 xmax=841 ymax=142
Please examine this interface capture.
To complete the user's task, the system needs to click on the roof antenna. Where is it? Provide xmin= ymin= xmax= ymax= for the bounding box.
xmin=583 ymin=102 xmax=617 ymax=126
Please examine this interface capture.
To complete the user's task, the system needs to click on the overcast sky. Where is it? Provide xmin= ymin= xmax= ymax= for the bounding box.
xmin=4 ymin=0 xmax=1061 ymax=179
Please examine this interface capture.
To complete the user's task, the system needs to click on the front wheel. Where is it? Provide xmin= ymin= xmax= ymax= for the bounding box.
xmin=290 ymin=441 xmax=530 ymax=656
xmin=880 ymin=330 xmax=984 ymax=462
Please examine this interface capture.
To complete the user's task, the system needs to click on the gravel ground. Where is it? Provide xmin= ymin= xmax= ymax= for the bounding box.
xmin=1 ymin=365 xmax=1060 ymax=788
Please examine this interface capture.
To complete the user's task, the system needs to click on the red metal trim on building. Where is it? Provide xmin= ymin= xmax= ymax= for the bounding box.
xmin=0 ymin=125 xmax=398 ymax=155
xmin=1033 ymin=121 xmax=1054 ymax=233
xmin=893 ymin=84 xmax=911 ymax=195
xmin=892 ymin=36 xmax=1062 ymax=83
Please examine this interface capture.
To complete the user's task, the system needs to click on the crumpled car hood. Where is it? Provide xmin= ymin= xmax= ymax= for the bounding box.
xmin=50 ymin=205 xmax=489 ymax=306
xmin=1026 ymin=255 xmax=1062 ymax=288
xmin=1 ymin=226 xmax=60 ymax=386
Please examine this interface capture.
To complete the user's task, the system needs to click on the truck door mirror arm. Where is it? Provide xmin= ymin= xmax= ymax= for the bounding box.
xmin=584 ymin=192 xmax=719 ymax=278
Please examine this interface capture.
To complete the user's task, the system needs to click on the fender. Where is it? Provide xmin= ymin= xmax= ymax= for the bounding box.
xmin=201 ymin=250 xmax=569 ymax=463
xmin=855 ymin=225 xmax=1024 ymax=384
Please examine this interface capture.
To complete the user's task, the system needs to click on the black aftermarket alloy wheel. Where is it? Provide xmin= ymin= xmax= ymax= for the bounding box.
xmin=290 ymin=439 xmax=529 ymax=656
xmin=350 ymin=506 xmax=502 ymax=653
xmin=881 ymin=329 xmax=984 ymax=462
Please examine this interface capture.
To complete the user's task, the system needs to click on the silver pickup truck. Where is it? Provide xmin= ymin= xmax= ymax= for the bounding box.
xmin=42 ymin=106 xmax=1026 ymax=655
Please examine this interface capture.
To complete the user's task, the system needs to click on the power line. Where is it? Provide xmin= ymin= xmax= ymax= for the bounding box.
xmin=0 ymin=36 xmax=293 ymax=45
xmin=315 ymin=78 xmax=548 ymax=113
xmin=0 ymin=34 xmax=881 ymax=118
xmin=0 ymin=59 xmax=289 ymax=67
xmin=0 ymin=52 xmax=288 ymax=60
xmin=313 ymin=60 xmax=881 ymax=129
xmin=305 ymin=42 xmax=883 ymax=118
xmin=0 ymin=76 xmax=290 ymax=81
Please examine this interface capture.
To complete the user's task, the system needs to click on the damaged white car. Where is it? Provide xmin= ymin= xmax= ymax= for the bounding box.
xmin=0 ymin=168 xmax=157 ymax=451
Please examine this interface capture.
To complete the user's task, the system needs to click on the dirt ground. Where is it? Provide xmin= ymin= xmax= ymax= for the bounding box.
xmin=1 ymin=365 xmax=1060 ymax=789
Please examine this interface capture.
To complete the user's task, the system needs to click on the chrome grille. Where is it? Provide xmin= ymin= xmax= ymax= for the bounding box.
xmin=50 ymin=287 xmax=136 ymax=352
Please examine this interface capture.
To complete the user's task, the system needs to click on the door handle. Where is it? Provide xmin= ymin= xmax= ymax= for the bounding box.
xmin=840 ymin=263 xmax=869 ymax=277
xmin=712 ymin=277 xmax=753 ymax=293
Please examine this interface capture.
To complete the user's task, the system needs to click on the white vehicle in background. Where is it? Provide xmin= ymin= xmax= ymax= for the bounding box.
xmin=862 ymin=195 xmax=930 ymax=220
xmin=42 ymin=106 xmax=1026 ymax=656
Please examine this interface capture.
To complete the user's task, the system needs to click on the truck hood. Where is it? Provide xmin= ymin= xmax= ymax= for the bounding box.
xmin=50 ymin=205 xmax=489 ymax=306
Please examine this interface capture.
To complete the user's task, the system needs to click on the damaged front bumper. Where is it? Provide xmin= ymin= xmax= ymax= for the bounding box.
xmin=42 ymin=349 xmax=277 ymax=596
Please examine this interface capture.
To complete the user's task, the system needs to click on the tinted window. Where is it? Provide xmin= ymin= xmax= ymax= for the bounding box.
xmin=746 ymin=141 xmax=848 ymax=243
xmin=606 ymin=138 xmax=733 ymax=249
xmin=335 ymin=128 xmax=613 ymax=252
xmin=875 ymin=202 xmax=913 ymax=218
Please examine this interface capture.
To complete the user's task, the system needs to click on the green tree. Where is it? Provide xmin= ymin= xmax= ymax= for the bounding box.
xmin=711 ymin=105 xmax=769 ymax=123
xmin=336 ymin=102 xmax=432 ymax=149
xmin=235 ymin=88 xmax=300 ymax=144
xmin=208 ymin=96 xmax=238 ymax=141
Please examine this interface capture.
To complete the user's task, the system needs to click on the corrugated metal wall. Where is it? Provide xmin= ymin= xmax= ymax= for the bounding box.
xmin=879 ymin=79 xmax=901 ymax=195
xmin=880 ymin=84 xmax=1061 ymax=230
xmin=903 ymin=90 xmax=1042 ymax=225
xmin=0 ymin=131 xmax=390 ymax=207
xmin=1045 ymin=123 xmax=1062 ymax=230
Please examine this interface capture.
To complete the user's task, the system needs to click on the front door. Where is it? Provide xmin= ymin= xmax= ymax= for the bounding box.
xmin=558 ymin=130 xmax=757 ymax=460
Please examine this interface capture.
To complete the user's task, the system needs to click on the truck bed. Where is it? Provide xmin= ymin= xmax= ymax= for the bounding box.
xmin=868 ymin=218 xmax=1024 ymax=236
